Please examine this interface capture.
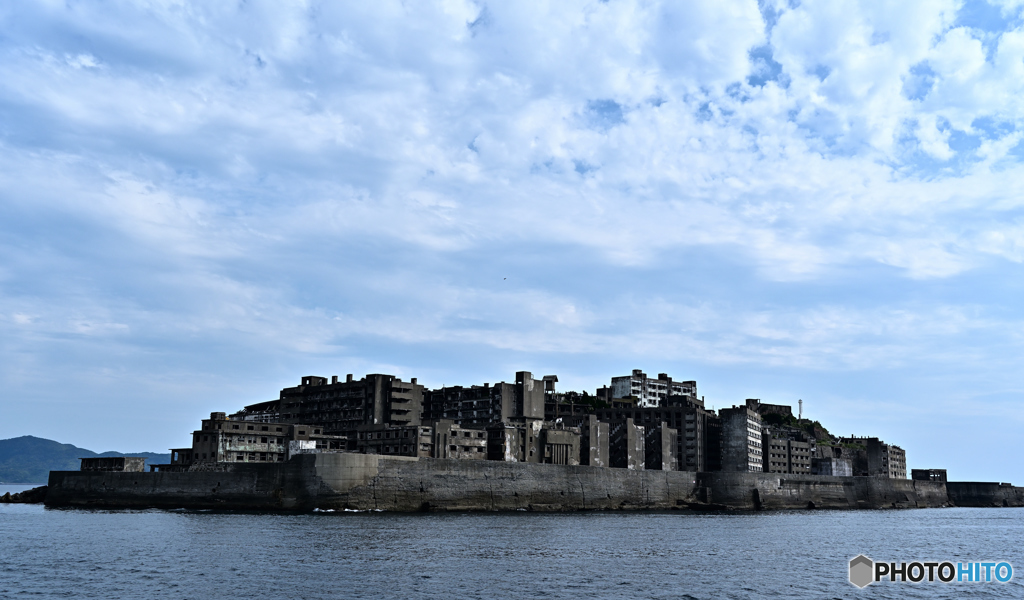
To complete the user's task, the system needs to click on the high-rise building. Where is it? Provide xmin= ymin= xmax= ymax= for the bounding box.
xmin=595 ymin=394 xmax=714 ymax=472
xmin=718 ymin=405 xmax=763 ymax=472
xmin=232 ymin=373 xmax=424 ymax=435
xmin=608 ymin=370 xmax=696 ymax=408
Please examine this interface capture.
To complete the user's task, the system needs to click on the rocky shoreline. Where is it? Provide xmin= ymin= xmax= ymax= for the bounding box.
xmin=1 ymin=486 xmax=47 ymax=504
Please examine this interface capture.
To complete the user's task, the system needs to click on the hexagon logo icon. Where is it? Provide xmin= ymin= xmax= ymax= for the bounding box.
xmin=849 ymin=555 xmax=874 ymax=588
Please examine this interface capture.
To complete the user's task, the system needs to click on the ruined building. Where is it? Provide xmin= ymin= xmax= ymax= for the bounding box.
xmin=834 ymin=436 xmax=907 ymax=479
xmin=608 ymin=369 xmax=697 ymax=408
xmin=718 ymin=405 xmax=763 ymax=472
xmin=595 ymin=393 xmax=716 ymax=472
xmin=156 ymin=367 xmax=906 ymax=479
xmin=233 ymin=374 xmax=425 ymax=432
xmin=741 ymin=399 xmax=811 ymax=475
xmin=167 ymin=412 xmax=345 ymax=469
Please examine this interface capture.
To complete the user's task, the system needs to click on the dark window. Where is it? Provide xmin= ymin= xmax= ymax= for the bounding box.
xmin=298 ymin=430 xmax=305 ymax=436
xmin=276 ymin=427 xmax=282 ymax=432
xmin=247 ymin=425 xmax=254 ymax=431
xmin=261 ymin=426 xmax=269 ymax=431
xmin=261 ymin=437 xmax=268 ymax=443
xmin=232 ymin=425 xmax=239 ymax=430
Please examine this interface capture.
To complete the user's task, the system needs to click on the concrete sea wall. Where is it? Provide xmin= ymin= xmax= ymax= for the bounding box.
xmin=947 ymin=482 xmax=1024 ymax=507
xmin=314 ymin=454 xmax=700 ymax=511
xmin=46 ymin=460 xmax=322 ymax=510
xmin=696 ymin=472 xmax=948 ymax=510
xmin=46 ymin=454 xmax=961 ymax=511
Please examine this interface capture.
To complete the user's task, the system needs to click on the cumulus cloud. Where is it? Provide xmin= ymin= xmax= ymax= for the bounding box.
xmin=3 ymin=0 xmax=1024 ymax=464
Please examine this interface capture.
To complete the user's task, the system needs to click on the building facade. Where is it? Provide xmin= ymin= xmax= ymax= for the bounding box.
xmin=762 ymin=436 xmax=811 ymax=474
xmin=608 ymin=418 xmax=645 ymax=470
xmin=836 ymin=436 xmax=907 ymax=479
xmin=595 ymin=394 xmax=714 ymax=472
xmin=423 ymin=383 xmax=517 ymax=427
xmin=644 ymin=422 xmax=678 ymax=471
xmin=811 ymin=457 xmax=853 ymax=476
xmin=609 ymin=370 xmax=697 ymax=408
xmin=718 ymin=405 xmax=763 ymax=472
xmin=352 ymin=423 xmax=435 ymax=458
xmin=911 ymin=469 xmax=947 ymax=482
xmin=232 ymin=374 xmax=425 ymax=435
xmin=171 ymin=412 xmax=343 ymax=467
xmin=485 ymin=420 xmax=581 ymax=465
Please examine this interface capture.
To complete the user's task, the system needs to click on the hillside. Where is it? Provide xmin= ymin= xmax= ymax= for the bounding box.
xmin=0 ymin=436 xmax=171 ymax=484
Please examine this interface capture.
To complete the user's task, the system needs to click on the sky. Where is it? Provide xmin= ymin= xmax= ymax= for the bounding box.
xmin=1 ymin=0 xmax=1023 ymax=482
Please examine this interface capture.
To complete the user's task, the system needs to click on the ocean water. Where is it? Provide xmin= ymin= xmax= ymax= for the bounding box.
xmin=1 ymin=487 xmax=1022 ymax=599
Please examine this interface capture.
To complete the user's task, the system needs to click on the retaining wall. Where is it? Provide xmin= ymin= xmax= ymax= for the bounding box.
xmin=45 ymin=460 xmax=321 ymax=510
xmin=45 ymin=455 xmax=959 ymax=512
xmin=947 ymin=482 xmax=1024 ymax=507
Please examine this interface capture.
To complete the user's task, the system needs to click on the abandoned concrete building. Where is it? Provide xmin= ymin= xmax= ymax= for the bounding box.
xmin=742 ymin=399 xmax=811 ymax=475
xmin=811 ymin=457 xmax=853 ymax=476
xmin=151 ymin=367 xmax=911 ymax=479
xmin=763 ymin=437 xmax=812 ymax=474
xmin=644 ymin=422 xmax=678 ymax=471
xmin=911 ymin=468 xmax=947 ymax=482
xmin=595 ymin=394 xmax=716 ymax=472
xmin=353 ymin=423 xmax=434 ymax=458
xmin=167 ymin=412 xmax=345 ymax=469
xmin=718 ymin=405 xmax=764 ymax=472
xmin=423 ymin=371 xmax=553 ymax=427
xmin=609 ymin=370 xmax=698 ymax=408
xmin=606 ymin=418 xmax=645 ymax=470
xmin=747 ymin=400 xmax=794 ymax=419
xmin=835 ymin=436 xmax=907 ymax=479
xmin=544 ymin=391 xmax=597 ymax=422
xmin=232 ymin=374 xmax=426 ymax=432
xmin=484 ymin=420 xmax=582 ymax=466
xmin=560 ymin=415 xmax=609 ymax=468
xmin=423 ymin=382 xmax=518 ymax=427
xmin=80 ymin=457 xmax=146 ymax=472
xmin=434 ymin=420 xmax=489 ymax=460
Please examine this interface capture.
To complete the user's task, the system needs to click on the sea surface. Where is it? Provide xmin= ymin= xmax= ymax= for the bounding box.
xmin=2 ymin=484 xmax=1022 ymax=599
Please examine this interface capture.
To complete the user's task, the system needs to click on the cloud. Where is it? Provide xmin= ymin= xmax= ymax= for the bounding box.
xmin=2 ymin=0 xmax=1024 ymax=480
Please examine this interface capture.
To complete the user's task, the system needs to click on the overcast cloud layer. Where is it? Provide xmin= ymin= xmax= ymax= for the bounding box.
xmin=2 ymin=0 xmax=1024 ymax=481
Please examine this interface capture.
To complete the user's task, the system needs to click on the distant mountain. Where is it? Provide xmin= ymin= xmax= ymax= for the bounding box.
xmin=0 ymin=436 xmax=171 ymax=484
